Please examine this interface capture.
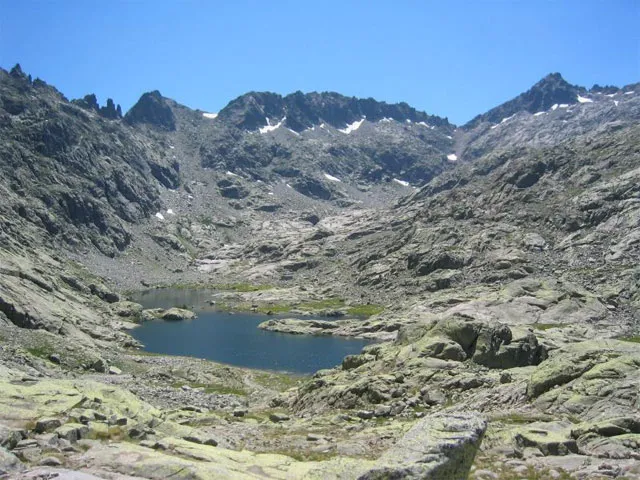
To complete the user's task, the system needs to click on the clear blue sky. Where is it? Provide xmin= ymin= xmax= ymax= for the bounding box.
xmin=1 ymin=0 xmax=638 ymax=124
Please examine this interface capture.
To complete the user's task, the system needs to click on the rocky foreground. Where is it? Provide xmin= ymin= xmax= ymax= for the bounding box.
xmin=1 ymin=65 xmax=640 ymax=478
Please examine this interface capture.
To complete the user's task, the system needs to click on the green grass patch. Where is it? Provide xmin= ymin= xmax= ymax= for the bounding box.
xmin=165 ymin=282 xmax=207 ymax=290
xmin=212 ymin=283 xmax=274 ymax=293
xmin=216 ymin=296 xmax=383 ymax=317
xmin=199 ymin=215 xmax=213 ymax=226
xmin=253 ymin=372 xmax=307 ymax=392
xmin=532 ymin=323 xmax=567 ymax=331
xmin=270 ymin=448 xmax=337 ymax=462
xmin=491 ymin=412 xmax=539 ymax=425
xmin=297 ymin=298 xmax=345 ymax=311
xmin=125 ymin=349 xmax=163 ymax=357
xmin=346 ymin=304 xmax=384 ymax=317
xmin=254 ymin=304 xmax=293 ymax=314
xmin=171 ymin=382 xmax=247 ymax=396
xmin=26 ymin=343 xmax=56 ymax=360
xmin=619 ymin=335 xmax=640 ymax=343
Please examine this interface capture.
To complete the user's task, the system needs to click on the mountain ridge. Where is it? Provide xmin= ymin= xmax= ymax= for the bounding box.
xmin=1 ymin=62 xmax=640 ymax=479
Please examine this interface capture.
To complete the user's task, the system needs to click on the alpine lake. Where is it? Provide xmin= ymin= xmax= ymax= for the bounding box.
xmin=129 ymin=288 xmax=373 ymax=374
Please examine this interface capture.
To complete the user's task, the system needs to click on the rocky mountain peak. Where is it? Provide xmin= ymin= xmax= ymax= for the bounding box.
xmin=124 ymin=90 xmax=176 ymax=130
xmin=217 ymin=90 xmax=451 ymax=132
xmin=72 ymin=93 xmax=122 ymax=119
xmin=464 ymin=72 xmax=586 ymax=129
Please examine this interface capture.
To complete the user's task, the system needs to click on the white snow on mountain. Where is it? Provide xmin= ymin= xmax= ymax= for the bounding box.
xmin=339 ymin=119 xmax=365 ymax=134
xmin=447 ymin=154 xmax=458 ymax=161
xmin=577 ymin=95 xmax=593 ymax=103
xmin=393 ymin=178 xmax=410 ymax=187
xmin=534 ymin=111 xmax=546 ymax=116
xmin=202 ymin=112 xmax=218 ymax=119
xmin=259 ymin=117 xmax=286 ymax=134
xmin=324 ymin=173 xmax=341 ymax=182
xmin=491 ymin=114 xmax=515 ymax=129
xmin=155 ymin=212 xmax=165 ymax=221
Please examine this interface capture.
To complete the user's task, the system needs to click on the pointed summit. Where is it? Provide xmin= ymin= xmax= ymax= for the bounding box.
xmin=464 ymin=73 xmax=586 ymax=129
xmin=124 ymin=90 xmax=175 ymax=131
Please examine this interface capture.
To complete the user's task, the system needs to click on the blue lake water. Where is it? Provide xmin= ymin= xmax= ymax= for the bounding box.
xmin=129 ymin=289 xmax=372 ymax=374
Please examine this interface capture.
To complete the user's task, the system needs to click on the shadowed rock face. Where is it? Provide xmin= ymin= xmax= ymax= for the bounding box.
xmin=0 ymin=67 xmax=179 ymax=256
xmin=125 ymin=90 xmax=176 ymax=130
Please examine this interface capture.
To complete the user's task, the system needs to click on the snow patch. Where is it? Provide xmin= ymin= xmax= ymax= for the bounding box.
xmin=339 ymin=118 xmax=365 ymax=134
xmin=324 ymin=173 xmax=341 ymax=182
xmin=155 ymin=212 xmax=165 ymax=221
xmin=169 ymin=145 xmax=175 ymax=149
xmin=624 ymin=91 xmax=634 ymax=95
xmin=259 ymin=117 xmax=286 ymax=134
xmin=447 ymin=154 xmax=458 ymax=161
xmin=268 ymin=192 xmax=274 ymax=195
xmin=491 ymin=114 xmax=515 ymax=129
xmin=379 ymin=117 xmax=393 ymax=123
xmin=226 ymin=171 xmax=238 ymax=177
xmin=559 ymin=104 xmax=569 ymax=109
xmin=614 ymin=100 xmax=619 ymax=107
xmin=202 ymin=112 xmax=218 ymax=119
xmin=417 ymin=121 xmax=430 ymax=128
xmin=286 ymin=128 xmax=300 ymax=136
xmin=286 ymin=183 xmax=292 ymax=188
xmin=577 ymin=95 xmax=593 ymax=103
xmin=393 ymin=178 xmax=410 ymax=187
xmin=166 ymin=209 xmax=175 ymax=215
xmin=551 ymin=104 xmax=559 ymax=111
xmin=605 ymin=93 xmax=617 ymax=98
xmin=534 ymin=111 xmax=546 ymax=116
xmin=320 ymin=123 xmax=327 ymax=129
xmin=446 ymin=135 xmax=452 ymax=139
xmin=405 ymin=119 xmax=412 ymax=123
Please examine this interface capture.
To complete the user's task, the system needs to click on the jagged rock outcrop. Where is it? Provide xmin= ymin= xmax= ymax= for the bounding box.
xmin=217 ymin=90 xmax=451 ymax=132
xmin=125 ymin=90 xmax=176 ymax=130
xmin=72 ymin=93 xmax=122 ymax=119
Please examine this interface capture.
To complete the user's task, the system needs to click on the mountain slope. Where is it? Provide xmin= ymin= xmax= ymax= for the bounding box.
xmin=1 ymin=64 xmax=640 ymax=480
xmin=0 ymin=65 xmax=180 ymax=256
